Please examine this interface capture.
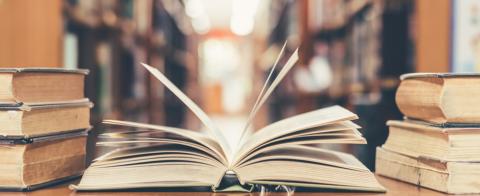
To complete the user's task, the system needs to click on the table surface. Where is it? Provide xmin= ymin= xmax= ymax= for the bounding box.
xmin=0 ymin=175 xmax=474 ymax=196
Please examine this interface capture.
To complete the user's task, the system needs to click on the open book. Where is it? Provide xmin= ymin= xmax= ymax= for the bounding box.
xmin=72 ymin=46 xmax=385 ymax=192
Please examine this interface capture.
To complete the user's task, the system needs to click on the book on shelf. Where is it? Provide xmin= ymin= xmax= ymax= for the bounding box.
xmin=376 ymin=147 xmax=480 ymax=194
xmin=72 ymin=45 xmax=385 ymax=192
xmin=0 ymin=101 xmax=92 ymax=138
xmin=0 ymin=68 xmax=89 ymax=106
xmin=0 ymin=130 xmax=88 ymax=191
xmin=382 ymin=120 xmax=480 ymax=162
xmin=396 ymin=73 xmax=480 ymax=125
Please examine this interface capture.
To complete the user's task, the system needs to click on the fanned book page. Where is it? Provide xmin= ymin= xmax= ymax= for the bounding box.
xmin=72 ymin=47 xmax=385 ymax=192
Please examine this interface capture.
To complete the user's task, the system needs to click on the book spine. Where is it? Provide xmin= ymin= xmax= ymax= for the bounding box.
xmin=395 ymin=78 xmax=446 ymax=124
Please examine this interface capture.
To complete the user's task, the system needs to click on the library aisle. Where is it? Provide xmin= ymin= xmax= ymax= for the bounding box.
xmin=1 ymin=0 xmax=480 ymax=195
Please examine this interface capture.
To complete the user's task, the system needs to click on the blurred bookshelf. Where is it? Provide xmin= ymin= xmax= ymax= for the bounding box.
xmin=0 ymin=0 xmax=460 ymax=170
xmin=63 ymin=0 xmax=200 ymax=128
xmin=257 ymin=0 xmax=418 ymax=170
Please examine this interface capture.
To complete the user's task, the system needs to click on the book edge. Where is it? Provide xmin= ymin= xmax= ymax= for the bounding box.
xmin=0 ymin=68 xmax=89 ymax=75
xmin=400 ymin=72 xmax=480 ymax=80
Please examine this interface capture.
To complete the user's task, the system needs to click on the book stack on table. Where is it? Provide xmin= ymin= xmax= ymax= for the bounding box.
xmin=376 ymin=73 xmax=480 ymax=194
xmin=0 ymin=68 xmax=92 ymax=191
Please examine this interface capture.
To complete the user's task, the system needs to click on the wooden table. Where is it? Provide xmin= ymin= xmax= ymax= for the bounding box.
xmin=0 ymin=175 xmax=471 ymax=196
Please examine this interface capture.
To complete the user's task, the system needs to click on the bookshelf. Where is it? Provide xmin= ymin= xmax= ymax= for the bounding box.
xmin=260 ymin=0 xmax=418 ymax=170
xmin=63 ymin=0 xmax=200 ymax=127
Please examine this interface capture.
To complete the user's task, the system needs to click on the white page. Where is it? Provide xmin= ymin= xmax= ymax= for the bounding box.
xmin=239 ymin=41 xmax=288 ymax=145
xmin=236 ymin=48 xmax=299 ymax=149
xmin=232 ymin=105 xmax=358 ymax=166
xmin=134 ymin=63 xmax=230 ymax=159
xmin=102 ymin=119 xmax=228 ymax=165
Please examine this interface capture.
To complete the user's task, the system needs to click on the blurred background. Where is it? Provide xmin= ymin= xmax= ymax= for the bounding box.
xmin=0 ymin=0 xmax=477 ymax=170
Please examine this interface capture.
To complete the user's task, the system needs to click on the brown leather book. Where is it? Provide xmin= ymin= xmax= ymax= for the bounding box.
xmin=376 ymin=147 xmax=480 ymax=194
xmin=396 ymin=73 xmax=480 ymax=124
xmin=0 ymin=101 xmax=92 ymax=137
xmin=383 ymin=120 xmax=480 ymax=162
xmin=0 ymin=131 xmax=88 ymax=191
xmin=0 ymin=68 xmax=88 ymax=106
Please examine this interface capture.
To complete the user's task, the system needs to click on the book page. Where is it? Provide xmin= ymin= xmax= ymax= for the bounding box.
xmin=75 ymin=163 xmax=226 ymax=191
xmin=234 ymin=146 xmax=385 ymax=192
xmin=237 ymin=47 xmax=299 ymax=148
xmin=92 ymin=142 xmax=226 ymax=169
xmin=102 ymin=119 xmax=228 ymax=165
xmin=239 ymin=145 xmax=369 ymax=170
xmin=240 ymin=41 xmax=287 ymax=142
xmin=232 ymin=105 xmax=358 ymax=165
xmin=141 ymin=63 xmax=231 ymax=159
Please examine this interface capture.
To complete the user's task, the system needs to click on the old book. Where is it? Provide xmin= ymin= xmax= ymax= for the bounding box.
xmin=383 ymin=120 xmax=480 ymax=161
xmin=376 ymin=147 xmax=480 ymax=194
xmin=0 ymin=130 xmax=87 ymax=191
xmin=396 ymin=73 xmax=480 ymax=124
xmin=0 ymin=68 xmax=88 ymax=106
xmin=72 ymin=47 xmax=385 ymax=192
xmin=0 ymin=101 xmax=92 ymax=137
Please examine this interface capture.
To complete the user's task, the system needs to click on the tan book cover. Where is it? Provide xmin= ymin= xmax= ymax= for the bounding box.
xmin=383 ymin=120 xmax=480 ymax=161
xmin=376 ymin=147 xmax=480 ymax=194
xmin=0 ymin=100 xmax=92 ymax=137
xmin=0 ymin=68 xmax=88 ymax=106
xmin=396 ymin=73 xmax=480 ymax=124
xmin=0 ymin=131 xmax=88 ymax=190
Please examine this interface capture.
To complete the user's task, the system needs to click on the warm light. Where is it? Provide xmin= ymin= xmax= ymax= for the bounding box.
xmin=230 ymin=0 xmax=259 ymax=36
xmin=184 ymin=0 xmax=205 ymax=18
xmin=184 ymin=0 xmax=211 ymax=34
xmin=199 ymin=39 xmax=247 ymax=113
xmin=201 ymin=39 xmax=239 ymax=82
xmin=191 ymin=15 xmax=211 ymax=34
xmin=230 ymin=15 xmax=254 ymax=36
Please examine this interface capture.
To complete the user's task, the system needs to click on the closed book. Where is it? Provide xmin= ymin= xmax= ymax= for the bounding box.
xmin=383 ymin=120 xmax=480 ymax=161
xmin=396 ymin=73 xmax=480 ymax=124
xmin=0 ymin=130 xmax=88 ymax=191
xmin=376 ymin=147 xmax=480 ymax=194
xmin=0 ymin=101 xmax=92 ymax=137
xmin=0 ymin=68 xmax=88 ymax=106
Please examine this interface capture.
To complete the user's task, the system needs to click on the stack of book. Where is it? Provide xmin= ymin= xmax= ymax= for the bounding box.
xmin=0 ymin=68 xmax=91 ymax=191
xmin=376 ymin=73 xmax=480 ymax=194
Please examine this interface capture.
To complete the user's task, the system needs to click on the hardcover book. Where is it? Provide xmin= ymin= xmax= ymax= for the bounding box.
xmin=396 ymin=73 xmax=480 ymax=124
xmin=73 ymin=47 xmax=385 ymax=192
xmin=383 ymin=120 xmax=480 ymax=162
xmin=376 ymin=147 xmax=480 ymax=194
xmin=0 ymin=68 xmax=88 ymax=106
xmin=0 ymin=100 xmax=92 ymax=137
xmin=0 ymin=130 xmax=88 ymax=191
